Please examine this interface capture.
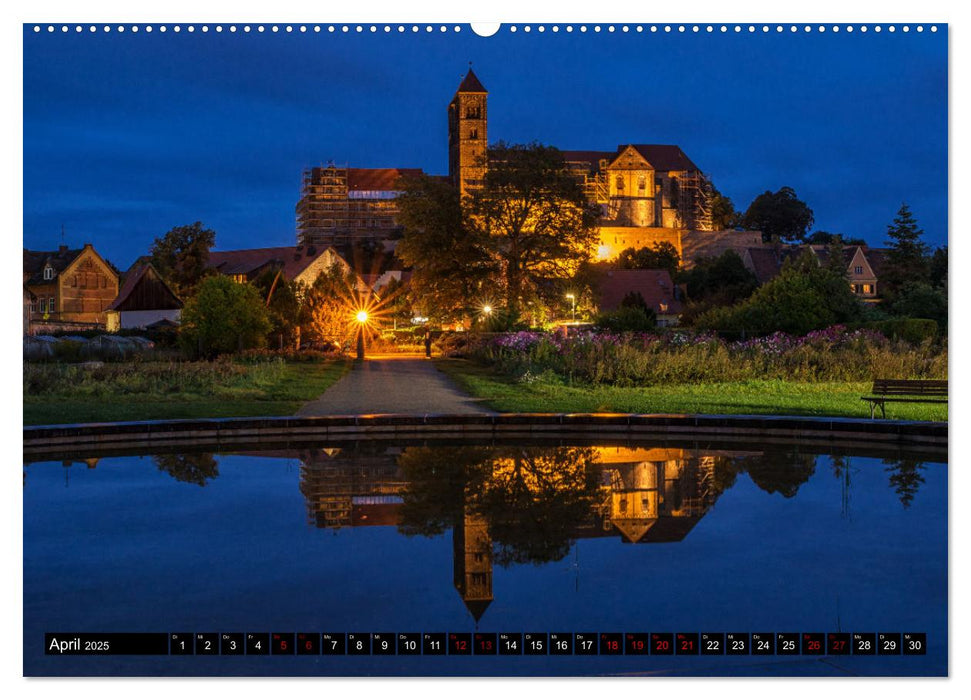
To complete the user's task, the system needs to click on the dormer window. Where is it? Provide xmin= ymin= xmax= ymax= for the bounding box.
xmin=43 ymin=266 xmax=54 ymax=281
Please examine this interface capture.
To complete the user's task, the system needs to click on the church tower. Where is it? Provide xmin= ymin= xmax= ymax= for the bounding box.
xmin=448 ymin=67 xmax=488 ymax=197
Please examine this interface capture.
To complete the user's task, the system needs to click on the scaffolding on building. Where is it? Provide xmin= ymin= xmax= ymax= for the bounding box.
xmin=296 ymin=164 xmax=352 ymax=247
xmin=676 ymin=172 xmax=714 ymax=231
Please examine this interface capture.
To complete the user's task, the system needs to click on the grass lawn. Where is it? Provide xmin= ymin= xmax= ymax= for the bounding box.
xmin=23 ymin=360 xmax=350 ymax=426
xmin=437 ymin=359 xmax=948 ymax=422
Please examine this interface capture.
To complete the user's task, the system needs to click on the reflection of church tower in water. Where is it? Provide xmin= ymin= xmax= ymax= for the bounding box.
xmin=452 ymin=505 xmax=493 ymax=622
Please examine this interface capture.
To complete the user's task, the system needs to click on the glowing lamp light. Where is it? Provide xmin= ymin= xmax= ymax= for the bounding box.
xmin=596 ymin=245 xmax=610 ymax=260
xmin=482 ymin=305 xmax=492 ymax=314
xmin=356 ymin=310 xmax=369 ymax=323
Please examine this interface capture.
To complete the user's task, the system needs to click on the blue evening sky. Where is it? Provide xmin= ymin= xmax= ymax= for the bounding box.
xmin=23 ymin=25 xmax=947 ymax=269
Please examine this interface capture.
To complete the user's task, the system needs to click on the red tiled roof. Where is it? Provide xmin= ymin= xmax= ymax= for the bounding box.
xmin=745 ymin=247 xmax=783 ymax=285
xmin=598 ymin=269 xmax=683 ymax=315
xmin=350 ymin=503 xmax=402 ymax=527
xmin=626 ymin=144 xmax=700 ymax=172
xmin=208 ymin=245 xmax=342 ymax=281
xmin=346 ymin=168 xmax=423 ymax=191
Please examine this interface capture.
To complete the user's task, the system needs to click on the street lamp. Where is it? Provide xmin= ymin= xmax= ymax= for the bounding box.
xmin=355 ymin=310 xmax=368 ymax=360
xmin=565 ymin=293 xmax=576 ymax=323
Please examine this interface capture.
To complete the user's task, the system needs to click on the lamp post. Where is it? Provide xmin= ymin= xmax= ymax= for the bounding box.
xmin=355 ymin=310 xmax=368 ymax=360
xmin=565 ymin=293 xmax=576 ymax=323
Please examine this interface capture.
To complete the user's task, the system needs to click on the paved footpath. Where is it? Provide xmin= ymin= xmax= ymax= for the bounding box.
xmin=297 ymin=354 xmax=495 ymax=416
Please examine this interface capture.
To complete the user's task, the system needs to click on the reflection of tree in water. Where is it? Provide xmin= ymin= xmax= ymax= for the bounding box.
xmin=734 ymin=449 xmax=816 ymax=498
xmin=883 ymin=459 xmax=926 ymax=509
xmin=396 ymin=447 xmax=494 ymax=537
xmin=479 ymin=447 xmax=602 ymax=566
xmin=154 ymin=453 xmax=219 ymax=486
xmin=396 ymin=446 xmax=601 ymax=566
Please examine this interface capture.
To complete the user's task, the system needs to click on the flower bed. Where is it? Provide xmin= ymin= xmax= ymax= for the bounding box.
xmin=470 ymin=326 xmax=946 ymax=385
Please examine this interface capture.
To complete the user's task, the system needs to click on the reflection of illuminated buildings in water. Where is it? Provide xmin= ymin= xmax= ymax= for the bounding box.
xmin=297 ymin=447 xmax=408 ymax=529
xmin=593 ymin=447 xmax=728 ymax=543
xmin=299 ymin=446 xmax=745 ymax=620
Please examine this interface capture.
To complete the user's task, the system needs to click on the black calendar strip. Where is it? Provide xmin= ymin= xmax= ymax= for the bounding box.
xmin=45 ymin=632 xmax=927 ymax=656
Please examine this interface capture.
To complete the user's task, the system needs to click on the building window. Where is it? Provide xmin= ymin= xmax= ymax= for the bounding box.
xmin=43 ymin=266 xmax=53 ymax=281
xmin=863 ymin=284 xmax=873 ymax=294
xmin=469 ymin=128 xmax=478 ymax=139
xmin=854 ymin=266 xmax=863 ymax=274
xmin=615 ymin=175 xmax=624 ymax=191
xmin=465 ymin=106 xmax=481 ymax=119
xmin=638 ymin=175 xmax=646 ymax=191
xmin=48 ymin=297 xmax=56 ymax=313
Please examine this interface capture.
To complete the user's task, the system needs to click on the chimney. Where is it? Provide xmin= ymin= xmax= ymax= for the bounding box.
xmin=58 ymin=244 xmax=68 ymax=253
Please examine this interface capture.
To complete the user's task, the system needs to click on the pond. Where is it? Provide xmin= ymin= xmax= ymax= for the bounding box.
xmin=23 ymin=439 xmax=946 ymax=677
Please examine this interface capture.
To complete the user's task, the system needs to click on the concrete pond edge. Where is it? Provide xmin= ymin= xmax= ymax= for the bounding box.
xmin=23 ymin=413 xmax=947 ymax=459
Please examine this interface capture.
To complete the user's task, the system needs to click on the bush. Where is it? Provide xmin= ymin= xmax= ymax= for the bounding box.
xmin=863 ymin=318 xmax=939 ymax=345
xmin=594 ymin=305 xmax=656 ymax=332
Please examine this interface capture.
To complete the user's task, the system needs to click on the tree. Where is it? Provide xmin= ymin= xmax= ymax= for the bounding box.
xmin=709 ymin=184 xmax=740 ymax=230
xmin=615 ymin=242 xmax=680 ymax=277
xmin=881 ymin=204 xmax=930 ymax=299
xmin=252 ymin=268 xmax=301 ymax=350
xmin=300 ymin=262 xmax=361 ymax=348
xmin=929 ymin=246 xmax=947 ymax=289
xmin=396 ymin=174 xmax=496 ymax=321
xmin=806 ymin=231 xmax=866 ymax=246
xmin=678 ymin=250 xmax=759 ymax=303
xmin=179 ymin=276 xmax=271 ymax=358
xmin=149 ymin=222 xmax=216 ymax=297
xmin=741 ymin=187 xmax=815 ymax=243
xmin=468 ymin=142 xmax=601 ymax=313
xmin=889 ymin=282 xmax=947 ymax=330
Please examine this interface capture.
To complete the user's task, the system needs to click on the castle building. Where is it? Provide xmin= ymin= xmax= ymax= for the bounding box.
xmin=296 ymin=68 xmax=764 ymax=267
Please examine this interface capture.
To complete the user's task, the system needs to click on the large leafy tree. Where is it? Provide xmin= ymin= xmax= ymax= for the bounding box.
xmin=149 ymin=221 xmax=216 ymax=297
xmin=299 ymin=262 xmax=361 ymax=348
xmin=396 ymin=174 xmax=496 ymax=321
xmin=741 ymin=187 xmax=815 ymax=243
xmin=881 ymin=203 xmax=930 ymax=299
xmin=709 ymin=184 xmax=740 ymax=230
xmin=179 ymin=276 xmax=271 ymax=358
xmin=468 ymin=142 xmax=601 ymax=313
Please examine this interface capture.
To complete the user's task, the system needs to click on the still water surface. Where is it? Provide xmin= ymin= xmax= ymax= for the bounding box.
xmin=23 ymin=441 xmax=947 ymax=676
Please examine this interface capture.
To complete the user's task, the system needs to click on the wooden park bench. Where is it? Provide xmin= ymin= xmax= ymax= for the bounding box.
xmin=861 ymin=379 xmax=948 ymax=419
